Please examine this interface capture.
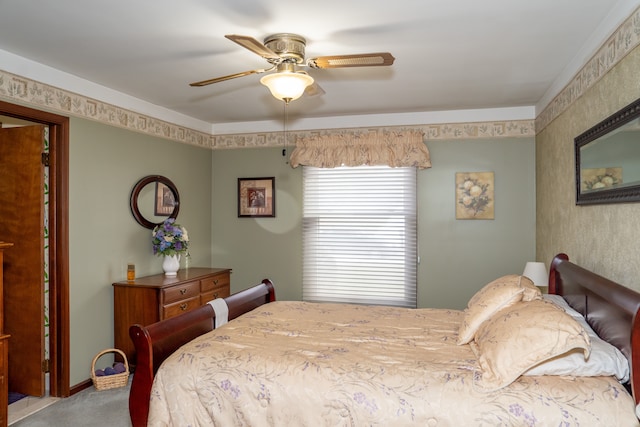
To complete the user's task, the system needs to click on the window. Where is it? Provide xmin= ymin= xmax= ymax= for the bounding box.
xmin=302 ymin=165 xmax=417 ymax=308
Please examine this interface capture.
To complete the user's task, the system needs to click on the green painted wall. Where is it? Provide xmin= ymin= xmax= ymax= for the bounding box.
xmin=68 ymin=118 xmax=212 ymax=385
xmin=418 ymin=137 xmax=536 ymax=308
xmin=211 ymin=148 xmax=303 ymax=302
xmin=212 ymin=136 xmax=536 ymax=311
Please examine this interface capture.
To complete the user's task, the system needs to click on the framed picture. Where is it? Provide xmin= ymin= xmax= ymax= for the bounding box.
xmin=238 ymin=177 xmax=275 ymax=218
xmin=154 ymin=182 xmax=175 ymax=216
xmin=455 ymin=172 xmax=495 ymax=220
xmin=580 ymin=167 xmax=622 ymax=191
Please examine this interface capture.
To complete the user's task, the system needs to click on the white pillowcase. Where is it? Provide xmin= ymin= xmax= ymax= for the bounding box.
xmin=524 ymin=294 xmax=630 ymax=383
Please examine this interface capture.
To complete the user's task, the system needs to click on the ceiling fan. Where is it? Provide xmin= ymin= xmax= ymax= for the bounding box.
xmin=189 ymin=33 xmax=395 ymax=102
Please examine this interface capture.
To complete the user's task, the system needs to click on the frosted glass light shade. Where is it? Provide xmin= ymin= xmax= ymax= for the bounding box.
xmin=522 ymin=261 xmax=548 ymax=286
xmin=260 ymin=72 xmax=314 ymax=102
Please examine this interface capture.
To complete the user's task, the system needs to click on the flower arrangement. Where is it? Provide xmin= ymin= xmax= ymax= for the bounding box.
xmin=152 ymin=218 xmax=189 ymax=257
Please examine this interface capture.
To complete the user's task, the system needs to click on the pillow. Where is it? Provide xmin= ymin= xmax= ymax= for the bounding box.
xmin=470 ymin=299 xmax=591 ymax=391
xmin=542 ymin=294 xmax=577 ymax=313
xmin=521 ymin=277 xmax=543 ymax=302
xmin=457 ymin=275 xmax=540 ymax=345
xmin=524 ymin=294 xmax=630 ymax=382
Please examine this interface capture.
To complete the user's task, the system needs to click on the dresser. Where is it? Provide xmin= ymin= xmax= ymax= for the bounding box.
xmin=0 ymin=242 xmax=13 ymax=427
xmin=113 ymin=267 xmax=231 ymax=363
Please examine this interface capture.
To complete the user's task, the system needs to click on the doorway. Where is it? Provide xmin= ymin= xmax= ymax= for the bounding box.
xmin=0 ymin=100 xmax=70 ymax=399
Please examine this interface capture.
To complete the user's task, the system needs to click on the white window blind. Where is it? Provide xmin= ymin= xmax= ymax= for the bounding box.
xmin=302 ymin=165 xmax=417 ymax=308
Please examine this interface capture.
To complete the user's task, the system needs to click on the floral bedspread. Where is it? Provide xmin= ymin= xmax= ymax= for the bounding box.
xmin=148 ymin=301 xmax=638 ymax=426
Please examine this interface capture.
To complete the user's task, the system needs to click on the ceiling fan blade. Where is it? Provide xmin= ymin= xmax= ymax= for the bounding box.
xmin=307 ymin=52 xmax=395 ymax=69
xmin=304 ymin=81 xmax=325 ymax=97
xmin=225 ymin=34 xmax=281 ymax=61
xmin=189 ymin=68 xmax=268 ymax=87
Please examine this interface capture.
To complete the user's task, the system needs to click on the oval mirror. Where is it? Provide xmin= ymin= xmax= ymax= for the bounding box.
xmin=130 ymin=175 xmax=180 ymax=229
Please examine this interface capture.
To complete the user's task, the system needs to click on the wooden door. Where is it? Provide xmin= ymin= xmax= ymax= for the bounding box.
xmin=0 ymin=125 xmax=46 ymax=397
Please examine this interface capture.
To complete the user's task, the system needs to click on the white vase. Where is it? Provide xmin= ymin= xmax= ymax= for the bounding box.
xmin=162 ymin=254 xmax=181 ymax=276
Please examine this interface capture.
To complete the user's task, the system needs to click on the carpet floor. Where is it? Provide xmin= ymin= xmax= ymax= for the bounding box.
xmin=11 ymin=376 xmax=132 ymax=427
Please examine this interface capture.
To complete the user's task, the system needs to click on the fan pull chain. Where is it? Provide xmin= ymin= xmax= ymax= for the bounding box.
xmin=282 ymin=100 xmax=289 ymax=164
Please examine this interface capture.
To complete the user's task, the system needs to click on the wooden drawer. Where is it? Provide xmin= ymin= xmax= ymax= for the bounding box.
xmin=200 ymin=273 xmax=230 ymax=303
xmin=163 ymin=296 xmax=200 ymax=319
xmin=200 ymin=274 xmax=230 ymax=292
xmin=162 ymin=281 xmax=199 ymax=304
xmin=201 ymin=287 xmax=230 ymax=303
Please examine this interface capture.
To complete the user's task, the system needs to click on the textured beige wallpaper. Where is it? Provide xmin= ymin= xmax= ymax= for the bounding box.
xmin=536 ymin=46 xmax=640 ymax=291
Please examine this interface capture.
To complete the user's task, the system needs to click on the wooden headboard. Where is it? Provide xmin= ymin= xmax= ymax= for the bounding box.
xmin=549 ymin=253 xmax=640 ymax=404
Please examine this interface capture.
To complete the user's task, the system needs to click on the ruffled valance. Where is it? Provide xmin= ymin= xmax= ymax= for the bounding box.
xmin=289 ymin=130 xmax=431 ymax=169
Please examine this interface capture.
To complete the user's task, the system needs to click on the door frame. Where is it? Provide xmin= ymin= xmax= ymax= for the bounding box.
xmin=0 ymin=100 xmax=69 ymax=397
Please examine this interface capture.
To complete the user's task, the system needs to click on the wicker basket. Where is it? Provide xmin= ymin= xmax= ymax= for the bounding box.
xmin=91 ymin=348 xmax=130 ymax=391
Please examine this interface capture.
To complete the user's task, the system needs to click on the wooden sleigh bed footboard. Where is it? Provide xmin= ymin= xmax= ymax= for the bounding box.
xmin=128 ymin=279 xmax=276 ymax=427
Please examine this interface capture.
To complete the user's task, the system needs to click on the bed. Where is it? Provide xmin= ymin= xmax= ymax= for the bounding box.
xmin=128 ymin=254 xmax=640 ymax=426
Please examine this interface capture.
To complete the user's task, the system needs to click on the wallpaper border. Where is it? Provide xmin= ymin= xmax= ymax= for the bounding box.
xmin=211 ymin=120 xmax=535 ymax=149
xmin=0 ymin=68 xmax=534 ymax=147
xmin=535 ymin=6 xmax=640 ymax=132
xmin=2 ymin=6 xmax=639 ymax=148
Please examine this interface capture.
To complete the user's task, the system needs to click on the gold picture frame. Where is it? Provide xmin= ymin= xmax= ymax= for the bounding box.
xmin=456 ymin=172 xmax=495 ymax=220
xmin=238 ymin=177 xmax=275 ymax=218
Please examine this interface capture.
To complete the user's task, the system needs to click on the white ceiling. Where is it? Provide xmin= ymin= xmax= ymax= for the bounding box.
xmin=0 ymin=0 xmax=638 ymax=134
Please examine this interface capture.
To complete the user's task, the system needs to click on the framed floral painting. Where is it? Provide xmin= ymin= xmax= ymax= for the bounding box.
xmin=456 ymin=172 xmax=495 ymax=220
xmin=238 ymin=177 xmax=275 ymax=218
xmin=580 ymin=167 xmax=622 ymax=192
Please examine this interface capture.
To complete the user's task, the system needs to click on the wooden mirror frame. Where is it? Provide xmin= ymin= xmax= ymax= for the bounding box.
xmin=575 ymin=97 xmax=640 ymax=205
xmin=130 ymin=175 xmax=180 ymax=229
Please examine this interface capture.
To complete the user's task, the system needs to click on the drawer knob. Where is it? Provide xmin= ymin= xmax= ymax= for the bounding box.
xmin=180 ymin=303 xmax=188 ymax=311
xmin=213 ymin=279 xmax=219 ymax=285
xmin=180 ymin=288 xmax=187 ymax=295
xmin=213 ymin=292 xmax=219 ymax=299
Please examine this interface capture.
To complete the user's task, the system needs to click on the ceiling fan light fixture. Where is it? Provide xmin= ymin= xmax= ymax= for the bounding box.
xmin=190 ymin=33 xmax=394 ymax=102
xmin=260 ymin=71 xmax=314 ymax=102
